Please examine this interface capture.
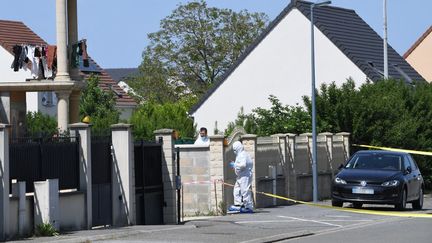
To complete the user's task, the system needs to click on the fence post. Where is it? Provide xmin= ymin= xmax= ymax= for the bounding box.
xmin=69 ymin=123 xmax=92 ymax=229
xmin=271 ymin=134 xmax=287 ymax=197
xmin=240 ymin=134 xmax=257 ymax=207
xmin=34 ymin=179 xmax=60 ymax=231
xmin=11 ymin=181 xmax=26 ymax=236
xmin=111 ymin=123 xmax=135 ymax=226
xmin=318 ymin=132 xmax=333 ymax=172
xmin=336 ymin=132 xmax=351 ymax=159
xmin=0 ymin=124 xmax=10 ymax=240
xmin=154 ymin=129 xmax=176 ymax=224
xmin=285 ymin=133 xmax=296 ymax=200
xmin=209 ymin=135 xmax=225 ymax=214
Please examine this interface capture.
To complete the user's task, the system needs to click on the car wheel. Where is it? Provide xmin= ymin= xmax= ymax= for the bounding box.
xmin=412 ymin=187 xmax=423 ymax=210
xmin=332 ymin=200 xmax=343 ymax=207
xmin=353 ymin=202 xmax=363 ymax=209
xmin=395 ymin=188 xmax=407 ymax=211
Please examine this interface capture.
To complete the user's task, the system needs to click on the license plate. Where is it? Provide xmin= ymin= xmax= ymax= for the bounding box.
xmin=352 ymin=187 xmax=374 ymax=194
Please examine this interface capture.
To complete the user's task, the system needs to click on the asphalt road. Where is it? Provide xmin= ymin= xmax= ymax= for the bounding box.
xmin=97 ymin=195 xmax=432 ymax=243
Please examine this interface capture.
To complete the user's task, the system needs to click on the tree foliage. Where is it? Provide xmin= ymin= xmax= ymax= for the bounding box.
xmin=225 ymin=95 xmax=310 ymax=136
xmin=128 ymin=0 xmax=269 ymax=101
xmin=227 ymin=79 xmax=432 ymax=188
xmin=80 ymin=74 xmax=120 ymax=135
xmin=130 ymin=100 xmax=196 ymax=141
xmin=25 ymin=111 xmax=58 ymax=137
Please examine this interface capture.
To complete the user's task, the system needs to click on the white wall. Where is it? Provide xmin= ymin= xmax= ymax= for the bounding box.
xmin=192 ymin=9 xmax=367 ymax=134
xmin=59 ymin=192 xmax=85 ymax=230
xmin=0 ymin=47 xmax=30 ymax=83
xmin=0 ymin=47 xmax=58 ymax=116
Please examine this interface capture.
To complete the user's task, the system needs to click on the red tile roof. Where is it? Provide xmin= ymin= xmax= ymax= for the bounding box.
xmin=403 ymin=25 xmax=432 ymax=59
xmin=0 ymin=19 xmax=136 ymax=107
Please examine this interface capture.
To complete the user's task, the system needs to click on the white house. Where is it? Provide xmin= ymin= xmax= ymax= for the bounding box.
xmin=190 ymin=0 xmax=423 ymax=134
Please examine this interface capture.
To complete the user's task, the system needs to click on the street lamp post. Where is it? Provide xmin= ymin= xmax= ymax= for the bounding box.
xmin=383 ymin=0 xmax=388 ymax=79
xmin=310 ymin=0 xmax=331 ymax=203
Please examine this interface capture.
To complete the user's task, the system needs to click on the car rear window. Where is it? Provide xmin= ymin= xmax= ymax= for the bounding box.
xmin=345 ymin=154 xmax=402 ymax=171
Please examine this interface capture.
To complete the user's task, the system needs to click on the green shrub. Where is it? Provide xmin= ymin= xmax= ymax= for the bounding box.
xmin=25 ymin=112 xmax=58 ymax=137
xmin=130 ymin=101 xmax=196 ymax=141
xmin=35 ymin=222 xmax=59 ymax=237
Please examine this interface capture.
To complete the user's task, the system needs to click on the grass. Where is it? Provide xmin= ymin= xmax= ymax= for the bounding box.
xmin=35 ymin=222 xmax=59 ymax=237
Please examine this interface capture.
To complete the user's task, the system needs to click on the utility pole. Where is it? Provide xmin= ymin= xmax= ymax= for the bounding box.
xmin=310 ymin=0 xmax=331 ymax=203
xmin=383 ymin=0 xmax=388 ymax=79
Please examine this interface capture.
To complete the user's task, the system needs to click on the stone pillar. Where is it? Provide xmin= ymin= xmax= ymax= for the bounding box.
xmin=67 ymin=0 xmax=80 ymax=80
xmin=34 ymin=179 xmax=60 ymax=231
xmin=0 ymin=124 xmax=10 ymax=240
xmin=209 ymin=135 xmax=224 ymax=213
xmin=111 ymin=124 xmax=135 ymax=226
xmin=336 ymin=132 xmax=350 ymax=160
xmin=154 ymin=129 xmax=176 ymax=224
xmin=240 ymin=134 xmax=257 ymax=206
xmin=55 ymin=0 xmax=71 ymax=81
xmin=56 ymin=91 xmax=71 ymax=133
xmin=69 ymin=91 xmax=81 ymax=124
xmin=0 ymin=92 xmax=10 ymax=124
xmin=69 ymin=123 xmax=92 ymax=229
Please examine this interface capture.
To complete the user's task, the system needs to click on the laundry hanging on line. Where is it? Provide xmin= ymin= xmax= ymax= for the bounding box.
xmin=70 ymin=39 xmax=89 ymax=68
xmin=10 ymin=44 xmax=56 ymax=80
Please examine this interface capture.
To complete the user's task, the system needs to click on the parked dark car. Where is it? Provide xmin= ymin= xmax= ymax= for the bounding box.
xmin=331 ymin=150 xmax=424 ymax=210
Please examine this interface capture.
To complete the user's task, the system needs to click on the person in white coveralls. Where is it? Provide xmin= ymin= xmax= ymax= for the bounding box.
xmin=228 ymin=141 xmax=254 ymax=213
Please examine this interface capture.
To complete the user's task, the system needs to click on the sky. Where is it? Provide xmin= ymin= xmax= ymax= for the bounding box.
xmin=0 ymin=0 xmax=430 ymax=69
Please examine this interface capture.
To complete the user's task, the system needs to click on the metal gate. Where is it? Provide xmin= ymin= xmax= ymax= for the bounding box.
xmin=9 ymin=137 xmax=80 ymax=193
xmin=91 ymin=136 xmax=112 ymax=227
xmin=134 ymin=140 xmax=164 ymax=225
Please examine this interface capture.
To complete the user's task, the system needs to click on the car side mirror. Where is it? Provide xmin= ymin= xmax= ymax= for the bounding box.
xmin=405 ymin=166 xmax=412 ymax=174
xmin=338 ymin=164 xmax=344 ymax=170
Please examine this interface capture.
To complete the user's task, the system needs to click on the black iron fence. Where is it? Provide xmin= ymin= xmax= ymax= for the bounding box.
xmin=9 ymin=136 xmax=80 ymax=193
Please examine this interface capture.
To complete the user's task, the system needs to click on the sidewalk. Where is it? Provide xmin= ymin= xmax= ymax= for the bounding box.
xmin=8 ymin=224 xmax=196 ymax=243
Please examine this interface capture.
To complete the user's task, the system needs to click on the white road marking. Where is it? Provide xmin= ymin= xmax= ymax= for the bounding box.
xmin=278 ymin=216 xmax=343 ymax=227
xmin=235 ymin=220 xmax=296 ymax=224
xmin=325 ymin=215 xmax=352 ymax=218
xmin=320 ymin=219 xmax=372 ymax=222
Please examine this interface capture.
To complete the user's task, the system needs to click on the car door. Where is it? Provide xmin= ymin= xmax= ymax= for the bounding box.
xmin=407 ymin=155 xmax=421 ymax=200
xmin=403 ymin=155 xmax=416 ymax=201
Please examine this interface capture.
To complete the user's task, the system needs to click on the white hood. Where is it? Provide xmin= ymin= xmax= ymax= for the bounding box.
xmin=233 ymin=141 xmax=244 ymax=155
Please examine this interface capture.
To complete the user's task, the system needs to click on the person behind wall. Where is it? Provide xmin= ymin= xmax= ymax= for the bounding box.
xmin=194 ymin=127 xmax=210 ymax=146
xmin=228 ymin=141 xmax=254 ymax=213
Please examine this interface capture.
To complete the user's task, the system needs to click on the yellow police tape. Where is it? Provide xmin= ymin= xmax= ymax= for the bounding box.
xmin=353 ymin=144 xmax=432 ymax=156
xmin=221 ymin=182 xmax=432 ymax=218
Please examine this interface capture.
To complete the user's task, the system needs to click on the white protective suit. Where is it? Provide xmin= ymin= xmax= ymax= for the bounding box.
xmin=232 ymin=141 xmax=254 ymax=209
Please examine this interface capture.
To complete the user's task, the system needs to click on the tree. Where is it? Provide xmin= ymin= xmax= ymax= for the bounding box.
xmin=128 ymin=0 xmax=269 ymax=101
xmin=225 ymin=95 xmax=310 ymax=136
xmin=25 ymin=111 xmax=58 ymax=137
xmin=80 ymin=74 xmax=120 ymax=135
xmin=225 ymin=79 xmax=432 ymax=189
xmin=130 ymin=100 xmax=196 ymax=141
